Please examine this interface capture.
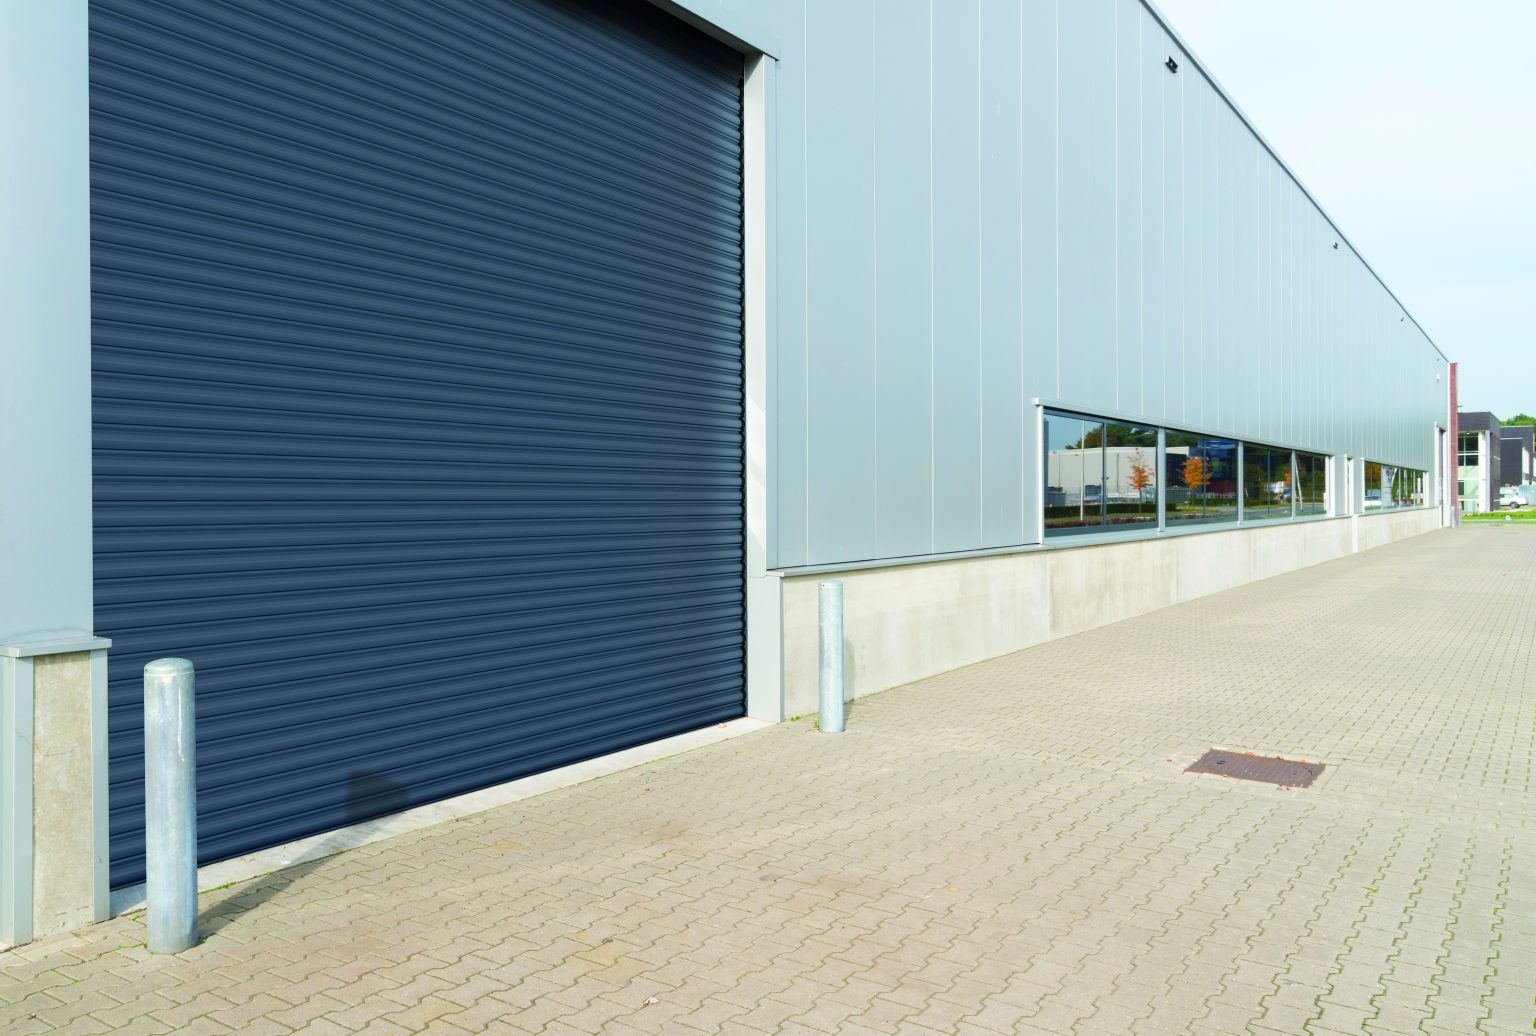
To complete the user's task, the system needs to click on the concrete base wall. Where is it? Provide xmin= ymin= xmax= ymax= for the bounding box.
xmin=1 ymin=641 xmax=109 ymax=948
xmin=782 ymin=509 xmax=1443 ymax=716
xmin=31 ymin=651 xmax=97 ymax=937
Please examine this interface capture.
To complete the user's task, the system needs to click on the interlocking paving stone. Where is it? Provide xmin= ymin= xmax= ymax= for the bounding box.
xmin=3 ymin=526 xmax=1535 ymax=1034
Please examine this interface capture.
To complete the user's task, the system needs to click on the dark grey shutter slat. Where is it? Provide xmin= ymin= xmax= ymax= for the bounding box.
xmin=91 ymin=0 xmax=744 ymax=888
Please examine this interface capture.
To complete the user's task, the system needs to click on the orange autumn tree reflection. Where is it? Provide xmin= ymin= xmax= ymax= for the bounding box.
xmin=1182 ymin=455 xmax=1208 ymax=493
xmin=1128 ymin=449 xmax=1153 ymax=517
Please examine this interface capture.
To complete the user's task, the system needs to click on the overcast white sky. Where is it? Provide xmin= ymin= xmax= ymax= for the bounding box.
xmin=1154 ymin=0 xmax=1536 ymax=420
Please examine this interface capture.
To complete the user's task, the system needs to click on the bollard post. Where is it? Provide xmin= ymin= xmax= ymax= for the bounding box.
xmin=818 ymin=580 xmax=845 ymax=733
xmin=144 ymin=658 xmax=198 ymax=953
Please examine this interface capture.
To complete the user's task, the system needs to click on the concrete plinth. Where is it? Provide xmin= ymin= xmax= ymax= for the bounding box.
xmin=1 ymin=639 xmax=110 ymax=947
xmin=781 ymin=510 xmax=1443 ymax=717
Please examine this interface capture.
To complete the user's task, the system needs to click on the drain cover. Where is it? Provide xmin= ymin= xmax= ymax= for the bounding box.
xmin=1185 ymin=749 xmax=1323 ymax=788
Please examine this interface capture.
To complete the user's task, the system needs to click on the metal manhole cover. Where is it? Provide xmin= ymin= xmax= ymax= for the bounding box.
xmin=1185 ymin=749 xmax=1323 ymax=788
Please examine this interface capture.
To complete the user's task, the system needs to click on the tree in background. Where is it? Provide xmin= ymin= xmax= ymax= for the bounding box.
xmin=1071 ymin=424 xmax=1158 ymax=450
xmin=1182 ymin=456 xmax=1208 ymax=495
xmin=1505 ymin=413 xmax=1536 ymax=427
xmin=1128 ymin=449 xmax=1153 ymax=515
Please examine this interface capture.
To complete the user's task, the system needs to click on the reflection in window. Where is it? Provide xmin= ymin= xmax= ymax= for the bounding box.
xmin=1458 ymin=432 xmax=1478 ymax=467
xmin=1457 ymin=433 xmax=1480 ymax=511
xmin=1164 ymin=433 xmax=1238 ymax=526
xmin=1243 ymin=445 xmax=1293 ymax=520
xmin=1365 ymin=462 xmax=1426 ymax=510
xmin=1295 ymin=452 xmax=1328 ymax=516
xmin=1043 ymin=411 xmax=1157 ymax=536
xmin=1388 ymin=466 xmax=1425 ymax=509
xmin=1039 ymin=408 xmax=1348 ymax=537
xmin=1363 ymin=461 xmax=1384 ymax=510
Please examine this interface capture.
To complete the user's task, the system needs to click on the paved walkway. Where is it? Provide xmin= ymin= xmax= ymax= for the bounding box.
xmin=4 ymin=526 xmax=1534 ymax=1035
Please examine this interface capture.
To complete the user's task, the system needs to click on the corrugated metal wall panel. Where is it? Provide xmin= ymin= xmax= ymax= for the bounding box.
xmin=930 ymin=0 xmax=983 ymax=554
xmin=1137 ymin=12 xmax=1170 ymax=424
xmin=664 ymin=0 xmax=1448 ymax=569
xmin=872 ymin=0 xmax=934 ymax=560
xmin=1057 ymin=0 xmax=1116 ymax=420
xmin=978 ymin=0 xmax=1025 ymax=548
xmin=803 ymin=0 xmax=876 ymax=563
xmin=769 ymin=0 xmax=809 ymax=569
xmin=91 ymin=0 xmax=744 ymax=888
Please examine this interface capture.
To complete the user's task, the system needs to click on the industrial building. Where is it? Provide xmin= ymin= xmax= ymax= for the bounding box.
xmin=1458 ymin=411 xmax=1503 ymax=513
xmin=1458 ymin=414 xmax=1536 ymax=511
xmin=1500 ymin=425 xmax=1535 ymax=491
xmin=2 ymin=0 xmax=1453 ymax=945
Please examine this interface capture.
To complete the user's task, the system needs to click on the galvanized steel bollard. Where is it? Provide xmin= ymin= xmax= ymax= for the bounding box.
xmin=818 ymin=580 xmax=845 ymax=733
xmin=144 ymin=658 xmax=198 ymax=953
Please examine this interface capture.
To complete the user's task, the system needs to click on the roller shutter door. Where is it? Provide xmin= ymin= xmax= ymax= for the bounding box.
xmin=91 ymin=0 xmax=744 ymax=887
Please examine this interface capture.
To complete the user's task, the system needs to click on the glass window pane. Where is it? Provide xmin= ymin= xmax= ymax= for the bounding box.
xmin=1044 ymin=413 xmax=1105 ymax=535
xmin=1363 ymin=461 xmax=1383 ymax=509
xmin=1295 ymin=451 xmax=1328 ymax=516
xmin=1044 ymin=411 xmax=1156 ymax=537
xmin=1243 ymin=444 xmax=1291 ymax=520
xmin=1459 ymin=432 xmax=1478 ymax=466
xmin=1103 ymin=421 xmax=1158 ymax=529
xmin=1164 ymin=432 xmax=1238 ymax=526
xmin=1364 ymin=462 xmax=1425 ymax=511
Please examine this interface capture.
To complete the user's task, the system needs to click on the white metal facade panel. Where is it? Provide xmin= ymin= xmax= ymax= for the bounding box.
xmin=730 ymin=0 xmax=1448 ymax=568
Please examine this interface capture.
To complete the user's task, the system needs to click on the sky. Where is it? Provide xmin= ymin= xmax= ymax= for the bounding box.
xmin=1153 ymin=0 xmax=1536 ymax=421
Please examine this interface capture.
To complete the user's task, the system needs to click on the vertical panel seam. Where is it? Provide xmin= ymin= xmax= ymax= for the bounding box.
xmin=1019 ymin=0 xmax=1027 ymax=540
xmin=1053 ymin=0 xmax=1061 ymax=402
xmin=801 ymin=0 xmax=811 ymax=561
xmin=871 ymin=1 xmax=879 ymax=554
xmin=928 ymin=0 xmax=936 ymax=553
xmin=976 ymin=0 xmax=984 ymax=543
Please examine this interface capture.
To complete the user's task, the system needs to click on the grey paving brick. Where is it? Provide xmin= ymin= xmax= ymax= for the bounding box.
xmin=3 ymin=529 xmax=1532 ymax=1034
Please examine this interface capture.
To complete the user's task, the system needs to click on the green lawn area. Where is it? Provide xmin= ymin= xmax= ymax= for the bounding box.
xmin=1464 ymin=510 xmax=1536 ymax=521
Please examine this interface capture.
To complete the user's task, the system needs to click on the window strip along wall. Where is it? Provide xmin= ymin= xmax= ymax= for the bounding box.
xmin=1042 ymin=408 xmax=1427 ymax=541
xmin=1363 ymin=461 xmax=1427 ymax=511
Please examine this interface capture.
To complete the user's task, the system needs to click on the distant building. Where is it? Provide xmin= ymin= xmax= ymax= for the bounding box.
xmin=1499 ymin=425 xmax=1535 ymax=489
xmin=1458 ymin=412 xmax=1503 ymax=512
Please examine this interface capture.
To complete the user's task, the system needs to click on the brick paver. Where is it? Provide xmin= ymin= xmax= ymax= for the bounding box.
xmin=4 ymin=526 xmax=1534 ymax=1034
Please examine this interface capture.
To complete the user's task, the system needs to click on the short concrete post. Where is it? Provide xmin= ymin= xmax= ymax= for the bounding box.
xmin=144 ymin=658 xmax=197 ymax=953
xmin=818 ymin=580 xmax=845 ymax=733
